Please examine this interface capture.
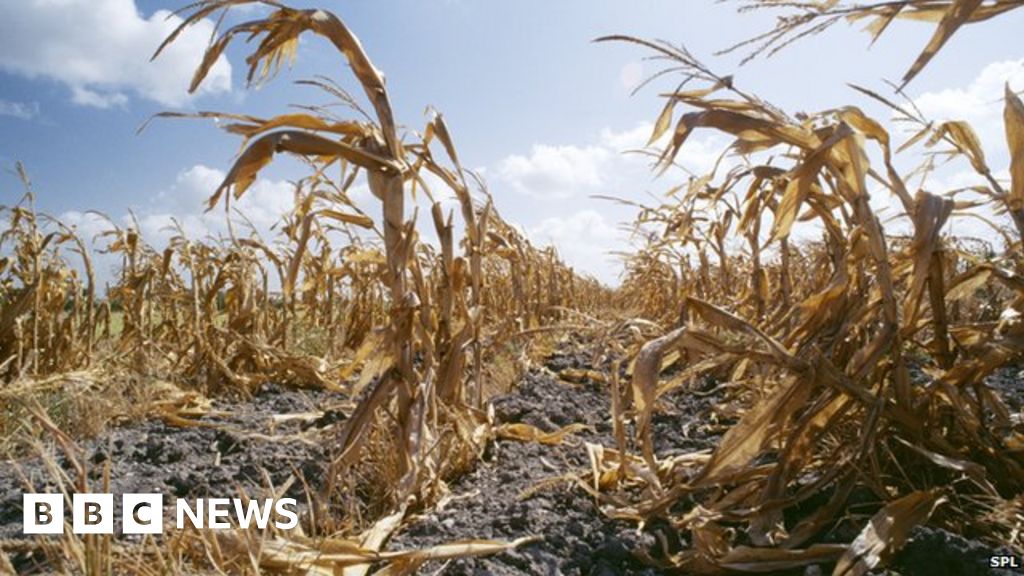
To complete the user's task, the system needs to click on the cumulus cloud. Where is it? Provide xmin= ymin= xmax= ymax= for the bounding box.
xmin=497 ymin=144 xmax=612 ymax=199
xmin=489 ymin=123 xmax=729 ymax=283
xmin=59 ymin=169 xmax=281 ymax=290
xmin=0 ymin=0 xmax=232 ymax=108
xmin=914 ymin=59 xmax=1024 ymax=124
xmin=0 ymin=99 xmax=40 ymax=120
xmin=137 ymin=164 xmax=295 ymax=246
xmin=58 ymin=165 xmax=295 ymax=283
xmin=56 ymin=210 xmax=130 ymax=283
xmin=53 ymin=124 xmax=725 ymax=287
xmin=911 ymin=58 xmax=1024 ymax=157
xmin=495 ymin=122 xmax=724 ymax=201
xmin=528 ymin=210 xmax=626 ymax=285
xmin=897 ymin=58 xmax=1022 ymax=243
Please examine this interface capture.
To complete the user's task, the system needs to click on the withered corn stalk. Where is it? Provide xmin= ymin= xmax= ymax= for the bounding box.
xmin=1 ymin=3 xmax=605 ymax=571
xmin=145 ymin=0 xmax=605 ymax=544
xmin=595 ymin=21 xmax=1024 ymax=572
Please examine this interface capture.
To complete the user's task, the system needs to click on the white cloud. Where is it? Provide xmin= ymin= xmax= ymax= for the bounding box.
xmin=138 ymin=164 xmax=295 ymax=246
xmin=51 ymin=124 xmax=721 ymax=288
xmin=914 ymin=59 xmax=1024 ymax=124
xmin=495 ymin=121 xmax=723 ymax=201
xmin=894 ymin=58 xmax=1022 ymax=244
xmin=53 ymin=163 xmax=306 ymax=292
xmin=0 ymin=99 xmax=40 ymax=120
xmin=0 ymin=0 xmax=232 ymax=108
xmin=910 ymin=58 xmax=1024 ymax=161
xmin=491 ymin=123 xmax=727 ymax=284
xmin=59 ymin=210 xmax=117 ymax=245
xmin=497 ymin=143 xmax=611 ymax=199
xmin=58 ymin=165 xmax=295 ymax=283
xmin=597 ymin=123 xmax=652 ymax=151
xmin=528 ymin=209 xmax=626 ymax=285
xmin=71 ymin=86 xmax=129 ymax=109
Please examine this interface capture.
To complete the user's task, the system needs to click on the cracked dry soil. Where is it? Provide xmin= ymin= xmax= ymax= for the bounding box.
xmin=1 ymin=351 xmax=1018 ymax=575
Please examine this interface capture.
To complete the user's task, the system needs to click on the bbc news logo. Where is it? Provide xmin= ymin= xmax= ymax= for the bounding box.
xmin=23 ymin=493 xmax=298 ymax=534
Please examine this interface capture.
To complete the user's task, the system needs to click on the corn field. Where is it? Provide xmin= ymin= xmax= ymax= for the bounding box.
xmin=3 ymin=0 xmax=1024 ymax=574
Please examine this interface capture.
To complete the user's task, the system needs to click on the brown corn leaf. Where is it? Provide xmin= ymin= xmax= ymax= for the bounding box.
xmin=374 ymin=537 xmax=540 ymax=576
xmin=158 ymin=2 xmax=399 ymax=153
xmin=633 ymin=326 xmax=689 ymax=467
xmin=696 ymin=375 xmax=809 ymax=486
xmin=894 ymin=437 xmax=987 ymax=481
xmin=902 ymin=191 xmax=954 ymax=328
xmin=316 ymin=208 xmax=375 ymax=229
xmin=861 ymin=5 xmax=904 ymax=44
xmin=901 ymin=0 xmax=984 ymax=87
xmin=659 ymin=109 xmax=817 ymax=173
xmin=931 ymin=120 xmax=988 ymax=173
xmin=771 ymin=123 xmax=853 ymax=242
xmin=210 ymin=130 xmax=400 ymax=208
xmin=217 ymin=533 xmax=375 ymax=573
xmin=1005 ymin=84 xmax=1024 ymax=211
xmin=649 ymin=96 xmax=677 ymax=146
xmin=718 ymin=544 xmax=847 ymax=573
xmin=223 ymin=113 xmax=367 ymax=142
xmin=494 ymin=422 xmax=592 ymax=445
xmin=345 ymin=506 xmax=409 ymax=576
xmin=947 ymin=266 xmax=993 ymax=301
xmin=833 ymin=490 xmax=945 ymax=576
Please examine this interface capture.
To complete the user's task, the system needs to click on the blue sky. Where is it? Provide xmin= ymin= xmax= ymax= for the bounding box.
xmin=1 ymin=0 xmax=1022 ymax=284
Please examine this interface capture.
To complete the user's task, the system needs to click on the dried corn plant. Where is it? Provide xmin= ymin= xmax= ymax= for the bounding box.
xmin=1 ymin=1 xmax=605 ymax=572
xmin=593 ymin=23 xmax=1024 ymax=573
xmin=723 ymin=0 xmax=1024 ymax=87
xmin=1 ymin=165 xmax=97 ymax=381
xmin=11 ymin=0 xmax=1023 ymax=573
xmin=141 ymin=0 xmax=605 ymax=566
